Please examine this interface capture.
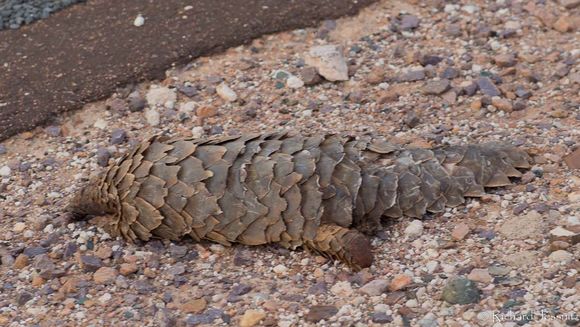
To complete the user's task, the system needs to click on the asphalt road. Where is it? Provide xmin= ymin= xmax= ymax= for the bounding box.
xmin=0 ymin=0 xmax=375 ymax=140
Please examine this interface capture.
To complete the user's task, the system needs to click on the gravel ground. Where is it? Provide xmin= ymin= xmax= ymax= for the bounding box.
xmin=0 ymin=0 xmax=579 ymax=326
xmin=0 ymin=0 xmax=85 ymax=30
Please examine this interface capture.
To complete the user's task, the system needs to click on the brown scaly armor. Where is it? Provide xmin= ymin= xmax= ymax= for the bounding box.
xmin=68 ymin=132 xmax=532 ymax=270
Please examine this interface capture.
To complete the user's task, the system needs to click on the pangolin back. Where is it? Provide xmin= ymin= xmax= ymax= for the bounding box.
xmin=68 ymin=132 xmax=532 ymax=269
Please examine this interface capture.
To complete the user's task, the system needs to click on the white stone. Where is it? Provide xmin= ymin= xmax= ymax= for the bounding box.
xmin=286 ymin=75 xmax=304 ymax=88
xmin=144 ymin=109 xmax=160 ymax=126
xmin=374 ymin=304 xmax=389 ymax=313
xmin=404 ymin=220 xmax=424 ymax=238
xmin=550 ymin=226 xmax=576 ymax=237
xmin=273 ymin=264 xmax=288 ymax=275
xmin=359 ymin=279 xmax=389 ymax=296
xmin=179 ymin=101 xmax=196 ymax=113
xmin=0 ymin=166 xmax=11 ymax=177
xmin=505 ymin=21 xmax=521 ymax=30
xmin=191 ymin=126 xmax=204 ymax=139
xmin=468 ymin=268 xmax=493 ymax=284
xmin=209 ymin=244 xmax=225 ymax=253
xmin=418 ymin=313 xmax=437 ymax=327
xmin=43 ymin=224 xmax=54 ymax=234
xmin=146 ymin=86 xmax=176 ymax=108
xmin=99 ymin=293 xmax=112 ymax=304
xmin=13 ymin=222 xmax=26 ymax=233
xmin=331 ymin=281 xmax=353 ymax=297
xmin=462 ymin=5 xmax=478 ymax=14
xmin=133 ymin=14 xmax=145 ymax=27
xmin=426 ymin=261 xmax=439 ymax=274
xmin=405 ymin=299 xmax=418 ymax=308
xmin=305 ymin=45 xmax=349 ymax=81
xmin=93 ymin=118 xmax=108 ymax=129
xmin=568 ymin=192 xmax=580 ymax=203
xmin=549 ymin=250 xmax=573 ymax=263
xmin=444 ymin=4 xmax=458 ymax=13
xmin=565 ymin=216 xmax=579 ymax=226
xmin=477 ymin=311 xmax=494 ymax=326
xmin=216 ymin=83 xmax=238 ymax=102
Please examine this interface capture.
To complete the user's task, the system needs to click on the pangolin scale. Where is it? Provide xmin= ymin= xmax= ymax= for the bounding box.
xmin=68 ymin=132 xmax=532 ymax=270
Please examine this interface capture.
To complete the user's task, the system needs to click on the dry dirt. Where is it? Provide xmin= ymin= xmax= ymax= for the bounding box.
xmin=0 ymin=0 xmax=579 ymax=326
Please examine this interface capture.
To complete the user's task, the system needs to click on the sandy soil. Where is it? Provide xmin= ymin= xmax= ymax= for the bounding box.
xmin=0 ymin=0 xmax=578 ymax=326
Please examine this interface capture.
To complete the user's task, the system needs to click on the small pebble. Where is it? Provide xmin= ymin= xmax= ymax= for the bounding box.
xmin=216 ymin=83 xmax=238 ymax=102
xmin=133 ymin=14 xmax=145 ymax=27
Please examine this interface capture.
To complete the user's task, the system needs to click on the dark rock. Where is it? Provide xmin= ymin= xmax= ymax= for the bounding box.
xmin=45 ymin=126 xmax=61 ymax=137
xmin=532 ymin=203 xmax=550 ymax=214
xmin=423 ymin=79 xmax=451 ymax=95
xmin=245 ymin=108 xmax=257 ymax=118
xmin=441 ymin=278 xmax=481 ymax=304
xmin=167 ymin=263 xmax=186 ymax=276
xmin=500 ymin=29 xmax=517 ymax=38
xmin=404 ymin=112 xmax=421 ymax=128
xmin=230 ymin=284 xmax=252 ymax=296
xmin=525 ymin=184 xmax=537 ymax=192
xmin=79 ymin=255 xmax=102 ymax=272
xmin=521 ymin=171 xmax=536 ymax=184
xmin=494 ymin=54 xmax=516 ymax=68
xmin=301 ymin=67 xmax=323 ymax=86
xmin=400 ymin=15 xmax=420 ymax=31
xmin=23 ymin=247 xmax=47 ymax=258
xmin=233 ymin=248 xmax=252 ymax=266
xmin=63 ymin=242 xmax=78 ymax=259
xmin=350 ymin=44 xmax=363 ymax=54
xmin=462 ymin=82 xmax=479 ymax=96
xmin=110 ymin=129 xmax=127 ymax=145
xmin=16 ymin=291 xmax=33 ymax=306
xmin=478 ymin=230 xmax=496 ymax=240
xmin=441 ymin=67 xmax=459 ymax=79
xmin=515 ymin=86 xmax=532 ymax=99
xmin=0 ymin=145 xmax=6 ymax=155
xmin=206 ymin=75 xmax=223 ymax=84
xmin=446 ymin=24 xmax=462 ymax=37
xmin=371 ymin=312 xmax=394 ymax=323
xmin=96 ymin=148 xmax=111 ymax=167
xmin=554 ymin=63 xmax=571 ymax=78
xmin=477 ymin=77 xmax=501 ymax=96
xmin=1 ymin=254 xmax=14 ymax=266
xmin=399 ymin=69 xmax=426 ymax=82
xmin=480 ymin=96 xmax=492 ymax=106
xmin=308 ymin=281 xmax=328 ymax=295
xmin=420 ymin=54 xmax=444 ymax=66
xmin=512 ymin=203 xmax=529 ymax=215
xmin=128 ymin=92 xmax=146 ymax=112
xmin=280 ymin=294 xmax=305 ymax=302
xmin=185 ymin=308 xmax=224 ymax=326
xmin=178 ymin=84 xmax=198 ymax=97
xmin=19 ymin=161 xmax=31 ymax=172
xmin=320 ymin=104 xmax=334 ymax=113
xmin=513 ymin=100 xmax=527 ymax=111
xmin=305 ymin=305 xmax=338 ymax=322
xmin=208 ymin=125 xmax=224 ymax=135
xmin=107 ymin=98 xmax=128 ymax=112
xmin=135 ymin=280 xmax=157 ymax=294
xmin=169 ymin=245 xmax=188 ymax=258
xmin=33 ymin=254 xmax=56 ymax=279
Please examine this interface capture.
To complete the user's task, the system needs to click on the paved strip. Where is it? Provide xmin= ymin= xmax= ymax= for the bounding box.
xmin=0 ymin=0 xmax=375 ymax=140
xmin=0 ymin=0 xmax=86 ymax=30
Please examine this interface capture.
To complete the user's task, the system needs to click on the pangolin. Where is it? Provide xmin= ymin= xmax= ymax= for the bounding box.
xmin=68 ymin=132 xmax=532 ymax=270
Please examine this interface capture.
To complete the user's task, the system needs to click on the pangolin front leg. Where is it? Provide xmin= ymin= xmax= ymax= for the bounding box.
xmin=305 ymin=224 xmax=373 ymax=271
xmin=68 ymin=132 xmax=532 ymax=270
